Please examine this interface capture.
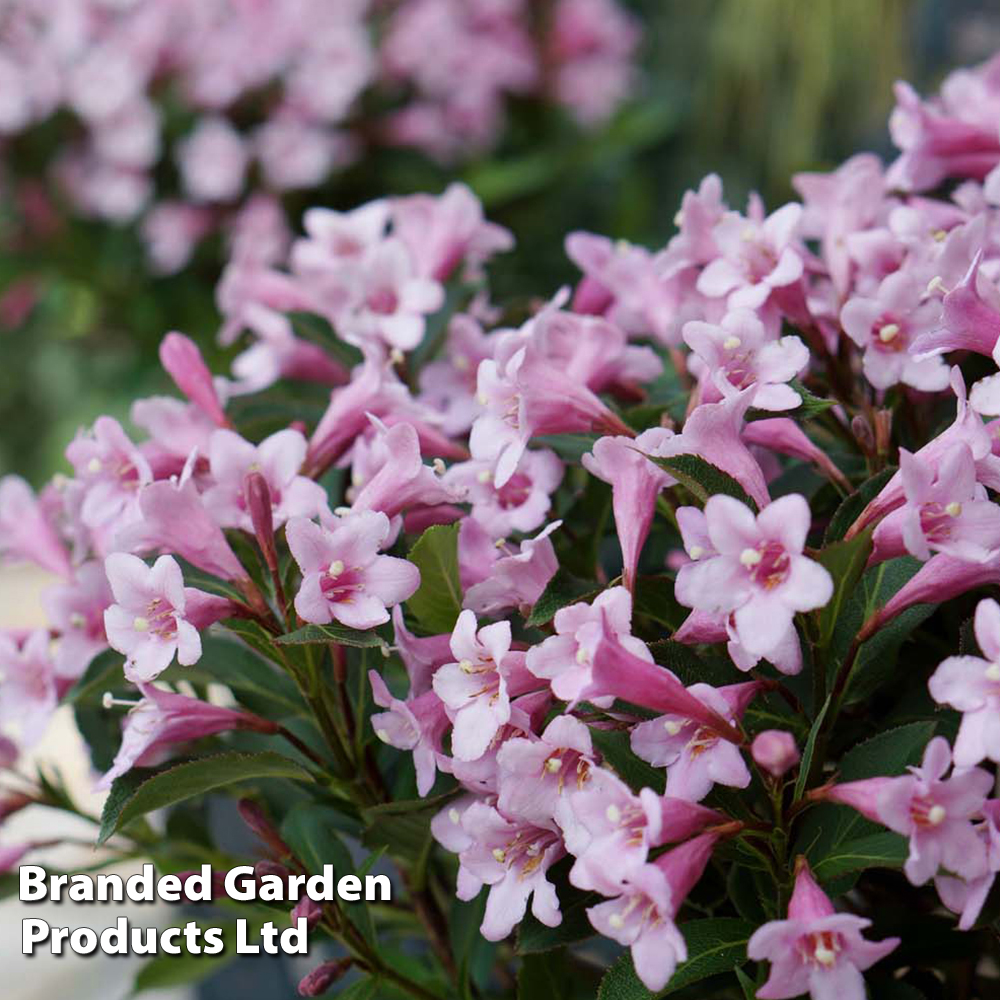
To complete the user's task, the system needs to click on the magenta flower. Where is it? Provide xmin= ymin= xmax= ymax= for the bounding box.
xmin=675 ymin=494 xmax=832 ymax=663
xmin=369 ymin=671 xmax=449 ymax=797
xmin=582 ymin=430 xmax=675 ymax=590
xmin=0 ymin=475 xmax=72 ymax=579
xmin=203 ymin=428 xmax=326 ymax=532
xmin=630 ymin=681 xmax=758 ymax=801
xmin=450 ymin=800 xmax=564 ymax=942
xmin=930 ymin=598 xmax=1000 ymax=766
xmin=871 ymin=444 xmax=1000 ymax=565
xmin=98 ymin=683 xmax=277 ymax=789
xmin=104 ymin=553 xmax=229 ymax=683
xmin=525 ymin=585 xmax=650 ymax=705
xmin=0 ymin=630 xmax=58 ymax=746
xmin=840 ymin=271 xmax=950 ymax=391
xmin=825 ymin=737 xmax=992 ymax=886
xmin=286 ymin=509 xmax=420 ymax=629
xmin=432 ymin=610 xmax=530 ymax=762
xmin=697 ymin=202 xmax=804 ymax=310
xmin=748 ymin=858 xmax=899 ymax=1000
xmin=683 ymin=309 xmax=807 ymax=410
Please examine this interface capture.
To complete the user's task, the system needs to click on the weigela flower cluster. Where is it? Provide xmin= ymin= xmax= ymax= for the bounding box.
xmin=8 ymin=48 xmax=1000 ymax=1000
xmin=0 ymin=0 xmax=638 ymax=276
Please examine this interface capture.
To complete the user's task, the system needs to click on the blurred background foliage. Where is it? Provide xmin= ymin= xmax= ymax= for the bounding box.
xmin=1 ymin=0 xmax=998 ymax=484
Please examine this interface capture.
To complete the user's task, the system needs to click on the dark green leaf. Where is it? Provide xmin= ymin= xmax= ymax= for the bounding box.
xmin=647 ymin=453 xmax=757 ymax=512
xmin=518 ymin=950 xmax=570 ymax=1000
xmin=824 ymin=467 xmax=897 ymax=544
xmin=815 ymin=527 xmax=873 ymax=648
xmin=99 ymin=751 xmax=312 ymax=844
xmin=406 ymin=523 xmax=463 ymax=634
xmin=590 ymin=728 xmax=665 ymax=794
xmin=527 ymin=569 xmax=600 ymax=626
xmin=597 ymin=918 xmax=754 ymax=998
xmin=809 ymin=831 xmax=908 ymax=882
xmin=516 ymin=860 xmax=600 ymax=955
xmin=276 ymin=623 xmax=385 ymax=648
xmin=786 ymin=379 xmax=836 ymax=418
xmin=793 ymin=696 xmax=830 ymax=801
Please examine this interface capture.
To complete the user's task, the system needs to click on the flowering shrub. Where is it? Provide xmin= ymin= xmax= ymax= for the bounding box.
xmin=0 ymin=0 xmax=638 ymax=275
xmin=9 ymin=45 xmax=1000 ymax=1000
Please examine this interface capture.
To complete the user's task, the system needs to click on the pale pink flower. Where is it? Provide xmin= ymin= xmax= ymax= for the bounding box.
xmin=748 ymin=858 xmax=899 ymax=1000
xmin=176 ymin=116 xmax=248 ymax=203
xmin=935 ymin=800 xmax=1000 ymax=931
xmin=286 ymin=510 xmax=420 ymax=629
xmin=0 ymin=630 xmax=58 ymax=746
xmin=42 ymin=561 xmax=112 ymax=681
xmin=0 ymin=475 xmax=72 ymax=579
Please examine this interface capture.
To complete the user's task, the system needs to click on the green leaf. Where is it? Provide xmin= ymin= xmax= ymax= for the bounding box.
xmin=632 ymin=576 xmax=686 ymax=630
xmin=787 ymin=379 xmax=836 ymax=419
xmin=518 ymin=950 xmax=570 ymax=1000
xmin=824 ymin=466 xmax=897 ymax=543
xmin=815 ymin=527 xmax=873 ymax=647
xmin=590 ymin=728 xmax=665 ymax=794
xmin=527 ymin=569 xmax=599 ymax=626
xmin=793 ymin=696 xmax=830 ymax=801
xmin=276 ymin=623 xmax=385 ymax=648
xmin=839 ymin=721 xmax=936 ymax=782
xmin=597 ymin=918 xmax=754 ymax=998
xmin=335 ymin=978 xmax=381 ymax=1000
xmin=406 ymin=523 xmax=463 ymax=634
xmin=99 ymin=751 xmax=312 ymax=845
xmin=62 ymin=648 xmax=126 ymax=705
xmin=735 ymin=967 xmax=757 ymax=1000
xmin=809 ymin=830 xmax=908 ymax=882
xmin=647 ymin=453 xmax=757 ymax=512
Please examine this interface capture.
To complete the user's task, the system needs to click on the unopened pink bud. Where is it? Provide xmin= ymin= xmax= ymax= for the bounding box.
xmin=238 ymin=799 xmax=290 ymax=857
xmin=298 ymin=959 xmax=352 ymax=997
xmin=245 ymin=471 xmax=278 ymax=571
xmin=751 ymin=730 xmax=800 ymax=778
xmin=159 ymin=332 xmax=228 ymax=427
xmin=292 ymin=895 xmax=323 ymax=930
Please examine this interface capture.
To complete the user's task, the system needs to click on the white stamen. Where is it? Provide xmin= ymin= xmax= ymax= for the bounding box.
xmin=931 ymin=228 xmax=947 ymax=242
xmin=454 ymin=355 xmax=470 ymax=371
xmin=926 ymin=275 xmax=947 ymax=295
xmin=448 ymin=808 xmax=461 ymax=824
xmin=494 ymin=537 xmax=507 ymax=548
xmin=379 ymin=641 xmax=391 ymax=659
xmin=741 ymin=226 xmax=756 ymax=242
xmin=132 ymin=616 xmax=149 ymax=632
xmin=389 ymin=348 xmax=405 ymax=365
xmin=433 ymin=459 xmax=446 ymax=476
xmin=740 ymin=548 xmax=762 ymax=567
xmin=477 ymin=392 xmax=489 ymax=405
xmin=476 ymin=469 xmax=492 ymax=483
xmin=375 ymin=729 xmax=391 ymax=743
xmin=546 ymin=758 xmax=562 ymax=773
xmin=722 ymin=336 xmax=742 ymax=351
xmin=928 ymin=804 xmax=946 ymax=826
xmin=103 ymin=692 xmax=139 ymax=710
xmin=878 ymin=323 xmax=900 ymax=344
xmin=673 ymin=209 xmax=684 ymax=227
xmin=458 ymin=659 xmax=475 ymax=674
xmin=575 ymin=646 xmax=591 ymax=665
xmin=87 ymin=458 xmax=102 ymax=474
xmin=664 ymin=720 xmax=683 ymax=735
xmin=609 ymin=913 xmax=625 ymax=929
xmin=69 ymin=612 xmax=87 ymax=629
xmin=688 ymin=545 xmax=705 ymax=561
xmin=945 ymin=501 xmax=962 ymax=517
xmin=334 ymin=506 xmax=352 ymax=517
xmin=492 ymin=848 xmax=506 ymax=863
xmin=813 ymin=943 xmax=836 ymax=966
xmin=986 ymin=662 xmax=1000 ymax=682
xmin=328 ymin=560 xmax=345 ymax=577
xmin=605 ymin=804 xmax=621 ymax=823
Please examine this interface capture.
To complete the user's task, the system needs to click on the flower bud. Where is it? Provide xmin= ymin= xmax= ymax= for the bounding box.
xmin=159 ymin=331 xmax=228 ymax=426
xmin=292 ymin=895 xmax=323 ymax=931
xmin=255 ymin=860 xmax=290 ymax=882
xmin=238 ymin=799 xmax=290 ymax=857
xmin=298 ymin=959 xmax=352 ymax=997
xmin=244 ymin=471 xmax=277 ymax=571
xmin=751 ymin=730 xmax=800 ymax=777
xmin=851 ymin=414 xmax=874 ymax=455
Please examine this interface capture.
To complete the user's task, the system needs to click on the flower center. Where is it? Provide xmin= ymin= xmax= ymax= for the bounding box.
xmin=910 ymin=796 xmax=947 ymax=828
xmin=871 ymin=314 xmax=906 ymax=353
xmin=741 ymin=541 xmax=790 ymax=590
xmin=367 ymin=287 xmax=399 ymax=315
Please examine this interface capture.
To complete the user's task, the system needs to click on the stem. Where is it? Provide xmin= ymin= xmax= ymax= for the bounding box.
xmin=277 ymin=726 xmax=328 ymax=771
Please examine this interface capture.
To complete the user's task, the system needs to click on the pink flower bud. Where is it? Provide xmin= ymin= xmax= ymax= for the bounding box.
xmin=159 ymin=332 xmax=228 ymax=427
xmin=291 ymin=895 xmax=323 ymax=930
xmin=244 ymin=471 xmax=277 ymax=571
xmin=751 ymin=730 xmax=800 ymax=777
xmin=298 ymin=959 xmax=352 ymax=997
xmin=238 ymin=799 xmax=290 ymax=857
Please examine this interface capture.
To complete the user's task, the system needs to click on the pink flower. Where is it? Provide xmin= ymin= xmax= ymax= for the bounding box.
xmin=752 ymin=730 xmax=801 ymax=778
xmin=286 ymin=510 xmax=420 ymax=629
xmin=0 ymin=475 xmax=72 ymax=579
xmin=292 ymin=200 xmax=390 ymax=274
xmin=674 ymin=494 xmax=832 ymax=662
xmin=432 ymin=610 xmax=533 ymax=761
xmin=870 ymin=444 xmax=1000 ymax=564
xmin=104 ymin=553 xmax=228 ymax=683
xmin=159 ymin=332 xmax=229 ymax=428
xmin=586 ymin=832 xmax=723 ymax=993
xmin=98 ymin=683 xmax=276 ymax=790
xmin=391 ymin=606 xmax=452 ymax=697
xmin=176 ymin=116 xmax=247 ymax=203
xmin=630 ymin=681 xmax=758 ymax=801
xmin=742 ymin=419 xmax=850 ymax=494
xmin=203 ymin=428 xmax=326 ymax=532
xmin=824 ymin=737 xmax=992 ymax=886
xmin=495 ymin=715 xmax=595 ymax=825
xmin=445 ymin=448 xmax=562 ymax=539
xmin=840 ymin=271 xmax=950 ymax=391
xmin=42 ymin=561 xmax=112 ymax=681
xmin=0 ymin=630 xmax=58 ymax=746
xmin=929 ymin=598 xmax=1000 ymax=766
xmin=525 ymin=586 xmax=650 ymax=705
xmin=697 ymin=202 xmax=804 ymax=310
xmin=935 ymin=800 xmax=1000 ymax=930
xmin=450 ymin=800 xmax=564 ymax=942
xmin=748 ymin=858 xmax=899 ymax=1000
xmin=369 ymin=671 xmax=449 ymax=797
xmin=683 ymin=309 xmax=807 ymax=410
xmin=582 ymin=430 xmax=674 ymax=590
